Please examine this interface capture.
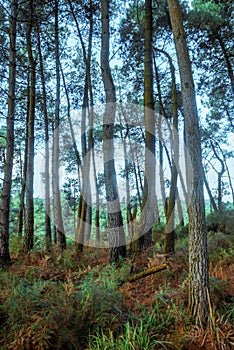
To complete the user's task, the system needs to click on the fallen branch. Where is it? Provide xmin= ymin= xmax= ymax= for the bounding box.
xmin=127 ymin=263 xmax=167 ymax=282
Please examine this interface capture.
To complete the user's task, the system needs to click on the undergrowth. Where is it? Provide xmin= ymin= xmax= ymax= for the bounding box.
xmin=0 ymin=212 xmax=233 ymax=350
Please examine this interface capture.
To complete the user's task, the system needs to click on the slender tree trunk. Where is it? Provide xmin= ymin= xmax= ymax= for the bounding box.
xmin=0 ymin=0 xmax=17 ymax=265
xmin=68 ymin=0 xmax=94 ymax=250
xmin=167 ymin=0 xmax=209 ymax=325
xmin=37 ymin=26 xmax=52 ymax=249
xmin=203 ymin=168 xmax=218 ymax=212
xmin=91 ymin=145 xmax=100 ymax=243
xmin=164 ymin=54 xmax=179 ymax=254
xmin=17 ymin=77 xmax=29 ymax=237
xmin=138 ymin=0 xmax=156 ymax=250
xmin=101 ymin=0 xmax=126 ymax=262
xmin=53 ymin=0 xmax=66 ymax=249
xmin=210 ymin=141 xmax=225 ymax=210
xmin=154 ymin=56 xmax=167 ymax=218
xmin=217 ymin=34 xmax=234 ymax=95
xmin=119 ymin=121 xmax=134 ymax=244
xmin=177 ymin=193 xmax=184 ymax=226
xmin=24 ymin=0 xmax=36 ymax=253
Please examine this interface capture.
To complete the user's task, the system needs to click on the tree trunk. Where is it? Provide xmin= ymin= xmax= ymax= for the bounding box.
xmin=0 ymin=0 xmax=17 ymax=265
xmin=138 ymin=0 xmax=156 ymax=250
xmin=177 ymin=194 xmax=184 ymax=226
xmin=53 ymin=0 xmax=66 ymax=249
xmin=67 ymin=0 xmax=94 ymax=250
xmin=217 ymin=33 xmax=234 ymax=95
xmin=203 ymin=168 xmax=218 ymax=212
xmin=210 ymin=141 xmax=225 ymax=210
xmin=167 ymin=0 xmax=209 ymax=325
xmin=24 ymin=0 xmax=36 ymax=253
xmin=17 ymin=77 xmax=29 ymax=238
xmin=101 ymin=0 xmax=126 ymax=262
xmin=37 ymin=26 xmax=52 ymax=249
xmin=164 ymin=54 xmax=178 ymax=254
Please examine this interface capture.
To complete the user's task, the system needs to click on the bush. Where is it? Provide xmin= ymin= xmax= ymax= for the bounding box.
xmin=206 ymin=206 xmax=234 ymax=234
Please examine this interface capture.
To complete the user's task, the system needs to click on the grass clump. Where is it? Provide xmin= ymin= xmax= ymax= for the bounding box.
xmin=87 ymin=293 xmax=180 ymax=350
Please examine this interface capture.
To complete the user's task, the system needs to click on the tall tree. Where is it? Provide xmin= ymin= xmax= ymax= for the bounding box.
xmin=167 ymin=0 xmax=209 ymax=325
xmin=37 ymin=25 xmax=52 ymax=249
xmin=52 ymin=0 xmax=66 ymax=248
xmin=163 ymin=52 xmax=179 ymax=254
xmin=101 ymin=0 xmax=126 ymax=262
xmin=0 ymin=0 xmax=17 ymax=264
xmin=23 ymin=0 xmax=36 ymax=253
xmin=138 ymin=0 xmax=156 ymax=250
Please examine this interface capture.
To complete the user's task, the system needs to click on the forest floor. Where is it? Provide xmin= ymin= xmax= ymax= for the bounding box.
xmin=0 ymin=227 xmax=234 ymax=349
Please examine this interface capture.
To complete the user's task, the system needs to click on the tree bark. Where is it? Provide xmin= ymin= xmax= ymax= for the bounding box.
xmin=138 ymin=0 xmax=156 ymax=250
xmin=210 ymin=141 xmax=225 ymax=210
xmin=164 ymin=53 xmax=178 ymax=254
xmin=0 ymin=0 xmax=17 ymax=265
xmin=101 ymin=0 xmax=126 ymax=262
xmin=37 ymin=26 xmax=52 ymax=249
xmin=24 ymin=0 xmax=36 ymax=253
xmin=167 ymin=0 xmax=209 ymax=325
xmin=17 ymin=76 xmax=29 ymax=238
xmin=52 ymin=0 xmax=66 ymax=249
xmin=127 ymin=263 xmax=167 ymax=282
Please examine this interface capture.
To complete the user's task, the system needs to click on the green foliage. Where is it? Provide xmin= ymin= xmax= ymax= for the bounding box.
xmin=0 ymin=263 xmax=127 ymax=350
xmin=78 ymin=265 xmax=123 ymax=328
xmin=87 ymin=293 xmax=180 ymax=350
xmin=191 ymin=0 xmax=224 ymax=29
xmin=207 ymin=206 xmax=234 ymax=234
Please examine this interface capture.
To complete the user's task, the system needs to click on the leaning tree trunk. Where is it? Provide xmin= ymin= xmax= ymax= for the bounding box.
xmin=101 ymin=0 xmax=126 ymax=262
xmin=0 ymin=0 xmax=17 ymax=265
xmin=167 ymin=0 xmax=209 ymax=325
xmin=24 ymin=0 xmax=36 ymax=253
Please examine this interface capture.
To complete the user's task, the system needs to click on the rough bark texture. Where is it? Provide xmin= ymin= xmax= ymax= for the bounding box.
xmin=167 ymin=0 xmax=209 ymax=325
xmin=101 ymin=0 xmax=126 ymax=262
xmin=0 ymin=0 xmax=17 ymax=265
xmin=24 ymin=0 xmax=36 ymax=253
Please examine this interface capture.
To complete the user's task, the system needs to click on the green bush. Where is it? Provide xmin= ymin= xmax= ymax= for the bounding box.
xmin=206 ymin=206 xmax=234 ymax=234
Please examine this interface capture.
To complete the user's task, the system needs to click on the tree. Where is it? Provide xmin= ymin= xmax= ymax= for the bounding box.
xmin=101 ymin=0 xmax=126 ymax=263
xmin=0 ymin=0 xmax=17 ymax=264
xmin=138 ymin=0 xmax=156 ymax=250
xmin=52 ymin=0 xmax=66 ymax=249
xmin=37 ymin=25 xmax=52 ymax=249
xmin=167 ymin=0 xmax=209 ymax=325
xmin=23 ymin=0 xmax=36 ymax=253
